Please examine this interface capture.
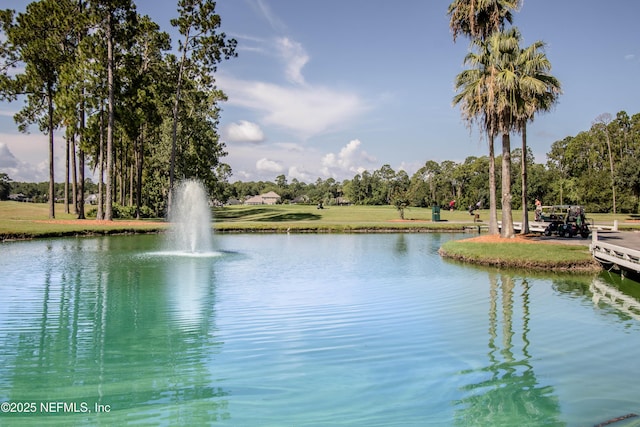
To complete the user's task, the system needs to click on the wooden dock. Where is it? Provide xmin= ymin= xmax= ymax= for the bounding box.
xmin=494 ymin=221 xmax=640 ymax=276
xmin=590 ymin=230 xmax=640 ymax=276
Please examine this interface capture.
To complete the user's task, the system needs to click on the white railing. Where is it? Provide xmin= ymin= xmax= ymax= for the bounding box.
xmin=590 ymin=230 xmax=640 ymax=273
xmin=499 ymin=220 xmax=618 ymax=233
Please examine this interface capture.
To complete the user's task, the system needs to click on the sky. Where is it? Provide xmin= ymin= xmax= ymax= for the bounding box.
xmin=1 ymin=0 xmax=639 ymax=183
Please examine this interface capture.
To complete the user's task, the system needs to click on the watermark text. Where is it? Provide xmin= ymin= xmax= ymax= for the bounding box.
xmin=1 ymin=401 xmax=111 ymax=414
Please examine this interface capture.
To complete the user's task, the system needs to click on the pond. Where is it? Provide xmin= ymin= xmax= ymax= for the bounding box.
xmin=1 ymin=233 xmax=640 ymax=426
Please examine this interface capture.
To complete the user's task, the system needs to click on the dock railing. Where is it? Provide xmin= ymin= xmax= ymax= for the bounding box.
xmin=590 ymin=229 xmax=640 ymax=274
xmin=499 ymin=219 xmax=619 ymax=234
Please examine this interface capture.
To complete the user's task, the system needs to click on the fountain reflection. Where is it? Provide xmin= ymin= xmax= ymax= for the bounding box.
xmin=454 ymin=272 xmax=563 ymax=425
xmin=0 ymin=237 xmax=229 ymax=424
xmin=166 ymin=256 xmax=216 ymax=328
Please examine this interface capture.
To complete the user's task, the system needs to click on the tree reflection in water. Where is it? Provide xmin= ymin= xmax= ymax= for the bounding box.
xmin=0 ymin=237 xmax=229 ymax=425
xmin=454 ymin=273 xmax=563 ymax=426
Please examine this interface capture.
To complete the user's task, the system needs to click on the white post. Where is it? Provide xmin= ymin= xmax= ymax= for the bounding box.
xmin=613 ymin=220 xmax=619 ymax=231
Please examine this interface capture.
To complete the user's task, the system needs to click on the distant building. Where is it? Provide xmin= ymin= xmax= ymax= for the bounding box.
xmin=244 ymin=191 xmax=281 ymax=205
xmin=335 ymin=196 xmax=351 ymax=206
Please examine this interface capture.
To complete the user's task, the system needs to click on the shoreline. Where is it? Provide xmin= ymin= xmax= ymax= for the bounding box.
xmin=438 ymin=233 xmax=601 ymax=272
xmin=0 ymin=218 xmax=473 ymax=241
xmin=0 ymin=219 xmax=604 ymax=273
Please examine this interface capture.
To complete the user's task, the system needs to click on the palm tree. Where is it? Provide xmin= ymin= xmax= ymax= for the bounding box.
xmin=453 ymin=41 xmax=501 ymax=234
xmin=448 ymin=0 xmax=521 ymax=42
xmin=514 ymin=41 xmax=561 ymax=233
xmin=489 ymin=28 xmax=521 ymax=237
xmin=449 ymin=0 xmax=521 ymax=235
xmin=454 ymin=28 xmax=526 ymax=236
xmin=458 ymin=28 xmax=538 ymax=238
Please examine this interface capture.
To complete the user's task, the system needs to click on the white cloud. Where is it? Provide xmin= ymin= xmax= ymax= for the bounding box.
xmin=0 ymin=142 xmax=18 ymax=168
xmin=396 ymin=161 xmax=422 ymax=178
xmin=287 ymin=165 xmax=313 ymax=182
xmin=274 ymin=142 xmax=304 ymax=152
xmin=277 ymin=37 xmax=309 ymax=85
xmin=254 ymin=0 xmax=286 ymax=33
xmin=217 ymin=5 xmax=377 ymax=182
xmin=320 ymin=139 xmax=376 ymax=178
xmin=219 ymin=74 xmax=367 ymax=138
xmin=0 ymin=141 xmax=49 ymax=182
xmin=223 ymin=120 xmax=265 ymax=143
xmin=232 ymin=170 xmax=254 ymax=181
xmin=624 ymin=53 xmax=636 ymax=61
xmin=0 ymin=133 xmax=99 ymax=182
xmin=225 ymin=136 xmax=387 ymax=182
xmin=256 ymin=157 xmax=284 ymax=173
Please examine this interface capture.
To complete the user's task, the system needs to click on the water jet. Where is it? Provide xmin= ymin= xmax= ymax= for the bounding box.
xmin=168 ymin=179 xmax=213 ymax=253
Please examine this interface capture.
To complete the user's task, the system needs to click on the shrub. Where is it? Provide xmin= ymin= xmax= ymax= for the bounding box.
xmin=85 ymin=204 xmax=157 ymax=219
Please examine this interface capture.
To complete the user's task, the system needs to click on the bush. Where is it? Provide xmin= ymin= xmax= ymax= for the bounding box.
xmin=86 ymin=204 xmax=157 ymax=219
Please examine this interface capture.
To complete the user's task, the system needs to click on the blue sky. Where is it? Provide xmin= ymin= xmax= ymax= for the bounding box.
xmin=1 ymin=0 xmax=639 ymax=182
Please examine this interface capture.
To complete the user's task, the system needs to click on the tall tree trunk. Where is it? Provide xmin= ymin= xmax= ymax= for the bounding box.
xmin=105 ymin=11 xmax=114 ymax=221
xmin=169 ymin=26 xmax=191 ymax=213
xmin=520 ymin=125 xmax=529 ymax=234
xmin=118 ymin=145 xmax=124 ymax=206
xmin=64 ymin=136 xmax=70 ymax=214
xmin=76 ymin=0 xmax=86 ymax=220
xmin=77 ymin=101 xmax=86 ymax=219
xmin=47 ymin=86 xmax=55 ymax=219
xmin=77 ymin=147 xmax=85 ymax=219
xmin=605 ymin=129 xmax=617 ymax=214
xmin=129 ymin=163 xmax=134 ymax=207
xmin=71 ymin=134 xmax=78 ymax=215
xmin=135 ymin=130 xmax=144 ymax=219
xmin=97 ymin=106 xmax=104 ymax=220
xmin=488 ymin=133 xmax=499 ymax=235
xmin=501 ymin=132 xmax=514 ymax=238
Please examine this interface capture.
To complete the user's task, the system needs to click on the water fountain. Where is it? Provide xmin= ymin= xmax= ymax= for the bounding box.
xmin=168 ymin=179 xmax=213 ymax=254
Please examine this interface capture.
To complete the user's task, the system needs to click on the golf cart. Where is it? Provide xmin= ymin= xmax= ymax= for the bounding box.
xmin=535 ymin=205 xmax=591 ymax=238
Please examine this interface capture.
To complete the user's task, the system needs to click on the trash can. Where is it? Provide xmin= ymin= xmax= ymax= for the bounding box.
xmin=432 ymin=205 xmax=440 ymax=222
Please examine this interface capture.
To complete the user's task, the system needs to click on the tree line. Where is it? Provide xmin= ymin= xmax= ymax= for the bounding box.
xmin=2 ymin=1 xmax=637 ymax=228
xmin=0 ymin=0 xmax=236 ymax=220
xmin=6 ymin=107 xmax=636 ymax=219
xmin=220 ymin=109 xmax=640 ymax=215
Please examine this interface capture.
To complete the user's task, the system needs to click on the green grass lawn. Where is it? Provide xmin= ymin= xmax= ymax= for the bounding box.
xmin=438 ymin=238 xmax=599 ymax=271
xmin=0 ymin=201 xmax=476 ymax=239
xmin=212 ymin=204 xmax=474 ymax=232
xmin=0 ymin=201 xmax=168 ymax=240
xmin=2 ymin=200 xmax=636 ymax=238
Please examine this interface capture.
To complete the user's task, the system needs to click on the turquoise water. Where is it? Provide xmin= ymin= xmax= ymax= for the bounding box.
xmin=1 ymin=233 xmax=640 ymax=426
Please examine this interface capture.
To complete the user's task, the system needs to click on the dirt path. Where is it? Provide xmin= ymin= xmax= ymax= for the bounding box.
xmin=32 ymin=219 xmax=167 ymax=227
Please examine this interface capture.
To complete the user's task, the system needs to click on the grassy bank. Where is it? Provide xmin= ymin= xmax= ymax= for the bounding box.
xmin=0 ymin=202 xmax=167 ymax=240
xmin=0 ymin=202 xmax=475 ymax=240
xmin=439 ymin=236 xmax=600 ymax=272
